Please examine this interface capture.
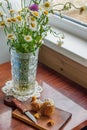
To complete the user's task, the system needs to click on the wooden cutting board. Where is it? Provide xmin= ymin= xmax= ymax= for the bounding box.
xmin=12 ymin=107 xmax=72 ymax=130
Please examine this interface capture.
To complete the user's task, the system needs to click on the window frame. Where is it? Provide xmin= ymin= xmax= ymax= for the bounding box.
xmin=39 ymin=14 xmax=87 ymax=89
xmin=49 ymin=14 xmax=87 ymax=40
xmin=58 ymin=13 xmax=87 ymax=28
xmin=43 ymin=14 xmax=87 ymax=67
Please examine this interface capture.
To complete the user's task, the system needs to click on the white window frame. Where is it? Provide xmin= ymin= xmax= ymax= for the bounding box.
xmin=44 ymin=14 xmax=87 ymax=67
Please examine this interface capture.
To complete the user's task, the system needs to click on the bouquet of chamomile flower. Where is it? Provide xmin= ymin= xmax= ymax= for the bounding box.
xmin=0 ymin=0 xmax=84 ymax=53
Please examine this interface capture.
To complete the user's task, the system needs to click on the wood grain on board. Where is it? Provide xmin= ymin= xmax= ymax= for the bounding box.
xmin=12 ymin=107 xmax=71 ymax=130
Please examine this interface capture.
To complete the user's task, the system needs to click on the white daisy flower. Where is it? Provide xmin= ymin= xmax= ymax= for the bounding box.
xmin=24 ymin=35 xmax=32 ymax=42
xmin=9 ymin=9 xmax=15 ymax=14
xmin=57 ymin=40 xmax=63 ymax=46
xmin=7 ymin=34 xmax=15 ymax=40
xmin=4 ymin=18 xmax=12 ymax=27
xmin=0 ymin=21 xmax=6 ymax=29
xmin=43 ymin=10 xmax=49 ymax=15
xmin=29 ymin=21 xmax=37 ymax=31
xmin=16 ymin=15 xmax=22 ymax=22
xmin=11 ymin=17 xmax=17 ymax=23
xmin=15 ymin=17 xmax=22 ymax=26
xmin=7 ymin=18 xmax=12 ymax=23
xmin=0 ymin=21 xmax=5 ymax=26
xmin=42 ymin=1 xmax=52 ymax=11
xmin=31 ymin=11 xmax=39 ymax=18
xmin=29 ymin=16 xmax=36 ymax=23
xmin=0 ymin=12 xmax=3 ymax=17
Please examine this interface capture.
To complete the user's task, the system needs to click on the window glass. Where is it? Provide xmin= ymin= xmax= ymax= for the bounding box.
xmin=53 ymin=0 xmax=87 ymax=24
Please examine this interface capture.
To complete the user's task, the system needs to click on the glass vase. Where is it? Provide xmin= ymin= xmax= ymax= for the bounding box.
xmin=11 ymin=48 xmax=39 ymax=97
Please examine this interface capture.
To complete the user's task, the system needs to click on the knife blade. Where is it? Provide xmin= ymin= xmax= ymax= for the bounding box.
xmin=12 ymin=98 xmax=37 ymax=124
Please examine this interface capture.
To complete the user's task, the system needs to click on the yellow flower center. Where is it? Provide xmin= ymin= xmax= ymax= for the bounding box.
xmin=8 ymin=34 xmax=14 ymax=39
xmin=44 ymin=10 xmax=48 ymax=15
xmin=44 ymin=2 xmax=50 ymax=8
xmin=10 ymin=9 xmax=14 ymax=13
xmin=17 ymin=16 xmax=22 ymax=21
xmin=31 ymin=23 xmax=35 ymax=28
xmin=31 ymin=17 xmax=35 ymax=21
xmin=80 ymin=6 xmax=86 ymax=13
xmin=18 ymin=10 xmax=22 ymax=14
xmin=11 ymin=17 xmax=16 ymax=22
xmin=0 ymin=12 xmax=3 ymax=16
xmin=26 ymin=36 xmax=30 ymax=40
xmin=7 ymin=18 xmax=11 ymax=23
xmin=0 ymin=21 xmax=5 ymax=26
xmin=33 ymin=11 xmax=39 ymax=17
xmin=24 ymin=35 xmax=32 ymax=42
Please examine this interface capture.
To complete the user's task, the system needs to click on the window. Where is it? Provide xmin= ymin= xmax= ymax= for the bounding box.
xmin=53 ymin=0 xmax=87 ymax=26
xmin=43 ymin=0 xmax=87 ymax=66
xmin=39 ymin=1 xmax=87 ymax=89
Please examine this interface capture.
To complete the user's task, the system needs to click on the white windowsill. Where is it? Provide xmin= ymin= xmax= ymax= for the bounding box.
xmin=44 ymin=15 xmax=87 ymax=67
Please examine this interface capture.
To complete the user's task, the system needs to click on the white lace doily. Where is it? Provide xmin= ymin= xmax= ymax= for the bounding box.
xmin=2 ymin=80 xmax=43 ymax=101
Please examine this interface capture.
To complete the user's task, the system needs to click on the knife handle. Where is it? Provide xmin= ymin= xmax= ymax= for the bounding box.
xmin=12 ymin=98 xmax=27 ymax=113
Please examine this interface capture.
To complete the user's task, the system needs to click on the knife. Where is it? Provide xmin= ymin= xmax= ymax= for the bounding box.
xmin=12 ymin=98 xmax=37 ymax=124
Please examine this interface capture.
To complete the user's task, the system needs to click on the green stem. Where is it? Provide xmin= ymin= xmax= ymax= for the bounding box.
xmin=53 ymin=3 xmax=66 ymax=7
xmin=29 ymin=0 xmax=32 ymax=6
xmin=5 ymin=0 xmax=12 ymax=10
xmin=21 ymin=0 xmax=23 ymax=8
xmin=24 ymin=0 xmax=26 ymax=8
xmin=0 ymin=6 xmax=6 ymax=13
xmin=53 ymin=2 xmax=81 ymax=12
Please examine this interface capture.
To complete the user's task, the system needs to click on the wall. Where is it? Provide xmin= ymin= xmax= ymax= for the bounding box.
xmin=0 ymin=29 xmax=10 ymax=64
xmin=0 ymin=0 xmax=22 ymax=64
